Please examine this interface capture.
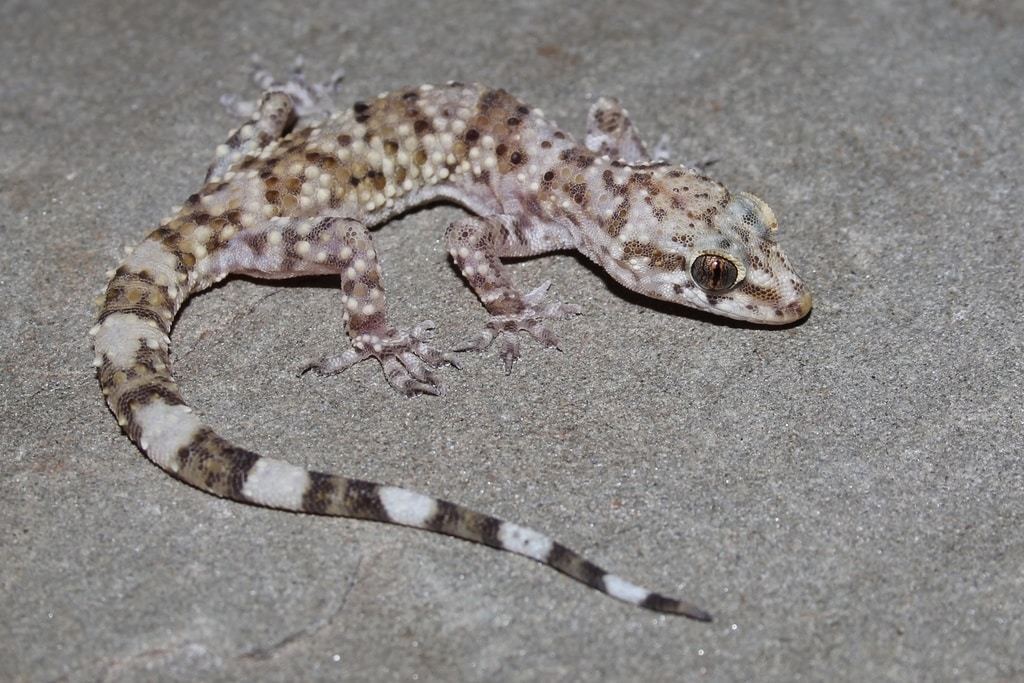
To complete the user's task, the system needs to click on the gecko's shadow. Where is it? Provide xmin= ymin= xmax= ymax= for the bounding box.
xmin=175 ymin=245 xmax=811 ymax=332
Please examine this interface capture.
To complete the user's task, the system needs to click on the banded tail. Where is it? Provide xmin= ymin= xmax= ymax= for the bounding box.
xmin=92 ymin=236 xmax=711 ymax=621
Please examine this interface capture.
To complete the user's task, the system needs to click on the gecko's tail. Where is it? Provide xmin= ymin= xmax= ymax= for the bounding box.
xmin=92 ymin=238 xmax=711 ymax=621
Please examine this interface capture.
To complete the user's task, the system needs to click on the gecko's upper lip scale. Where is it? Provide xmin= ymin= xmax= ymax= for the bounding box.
xmin=93 ymin=59 xmax=810 ymax=620
xmin=792 ymin=291 xmax=814 ymax=320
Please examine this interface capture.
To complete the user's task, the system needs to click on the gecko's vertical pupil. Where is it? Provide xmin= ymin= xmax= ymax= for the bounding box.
xmin=691 ymin=254 xmax=739 ymax=292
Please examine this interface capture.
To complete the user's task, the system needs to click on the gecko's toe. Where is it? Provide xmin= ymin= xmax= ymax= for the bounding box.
xmin=497 ymin=332 xmax=522 ymax=375
xmin=301 ymin=349 xmax=364 ymax=376
xmin=381 ymin=354 xmax=445 ymax=396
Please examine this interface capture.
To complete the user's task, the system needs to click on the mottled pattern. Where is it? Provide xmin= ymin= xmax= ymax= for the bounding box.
xmin=92 ymin=65 xmax=812 ymax=622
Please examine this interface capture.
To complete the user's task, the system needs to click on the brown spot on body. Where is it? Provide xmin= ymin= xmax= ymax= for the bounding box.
xmin=367 ymin=169 xmax=387 ymax=191
xmin=559 ymin=148 xmax=596 ymax=169
xmin=477 ymin=88 xmax=517 ymax=119
xmin=352 ymin=101 xmax=372 ymax=123
xmin=565 ymin=180 xmax=587 ymax=205
xmin=621 ymin=241 xmax=685 ymax=270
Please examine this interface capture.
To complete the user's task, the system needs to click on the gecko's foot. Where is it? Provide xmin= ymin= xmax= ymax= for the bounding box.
xmin=302 ymin=322 xmax=460 ymax=396
xmin=221 ymin=54 xmax=345 ymax=120
xmin=454 ymin=282 xmax=581 ymax=374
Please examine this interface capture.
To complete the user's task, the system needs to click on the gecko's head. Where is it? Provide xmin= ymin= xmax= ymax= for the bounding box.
xmin=603 ymin=170 xmax=811 ymax=324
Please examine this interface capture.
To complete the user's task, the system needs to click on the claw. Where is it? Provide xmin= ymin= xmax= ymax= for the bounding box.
xmin=498 ymin=332 xmax=522 ymax=375
xmin=522 ymin=280 xmax=553 ymax=306
xmin=381 ymin=353 xmax=444 ymax=397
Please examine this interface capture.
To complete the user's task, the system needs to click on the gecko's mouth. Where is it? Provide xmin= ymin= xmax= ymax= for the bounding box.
xmin=705 ymin=276 xmax=813 ymax=324
xmin=710 ymin=284 xmax=812 ymax=325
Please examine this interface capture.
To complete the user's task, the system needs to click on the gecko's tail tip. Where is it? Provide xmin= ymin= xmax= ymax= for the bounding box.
xmin=641 ymin=593 xmax=713 ymax=621
xmin=600 ymin=573 xmax=711 ymax=621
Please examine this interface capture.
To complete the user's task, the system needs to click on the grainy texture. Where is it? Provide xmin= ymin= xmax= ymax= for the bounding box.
xmin=91 ymin=65 xmax=810 ymax=621
xmin=7 ymin=2 xmax=1022 ymax=680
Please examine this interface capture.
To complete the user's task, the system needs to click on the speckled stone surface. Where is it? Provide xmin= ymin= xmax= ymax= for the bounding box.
xmin=2 ymin=1 xmax=1021 ymax=680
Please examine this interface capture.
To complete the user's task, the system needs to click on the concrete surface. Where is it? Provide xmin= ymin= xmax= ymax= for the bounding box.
xmin=2 ymin=0 xmax=1021 ymax=681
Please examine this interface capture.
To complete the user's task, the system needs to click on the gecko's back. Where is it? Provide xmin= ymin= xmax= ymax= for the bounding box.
xmin=202 ymin=83 xmax=570 ymax=235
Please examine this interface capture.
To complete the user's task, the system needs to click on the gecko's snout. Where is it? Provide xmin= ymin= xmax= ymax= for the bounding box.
xmin=787 ymin=289 xmax=813 ymax=322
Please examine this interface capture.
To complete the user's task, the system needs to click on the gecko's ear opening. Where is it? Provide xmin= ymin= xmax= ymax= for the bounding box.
xmin=732 ymin=192 xmax=778 ymax=234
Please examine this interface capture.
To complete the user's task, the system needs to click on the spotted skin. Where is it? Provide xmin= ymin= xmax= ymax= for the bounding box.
xmin=92 ymin=65 xmax=812 ymax=622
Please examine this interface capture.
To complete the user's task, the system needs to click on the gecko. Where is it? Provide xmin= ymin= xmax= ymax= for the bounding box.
xmin=92 ymin=61 xmax=811 ymax=622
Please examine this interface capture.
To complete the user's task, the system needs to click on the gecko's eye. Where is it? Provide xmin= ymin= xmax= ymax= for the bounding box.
xmin=690 ymin=253 xmax=742 ymax=292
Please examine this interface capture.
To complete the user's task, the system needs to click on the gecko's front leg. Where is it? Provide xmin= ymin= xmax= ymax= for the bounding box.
xmin=297 ymin=217 xmax=459 ymax=396
xmin=445 ymin=215 xmax=581 ymax=374
xmin=200 ymin=215 xmax=457 ymax=396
